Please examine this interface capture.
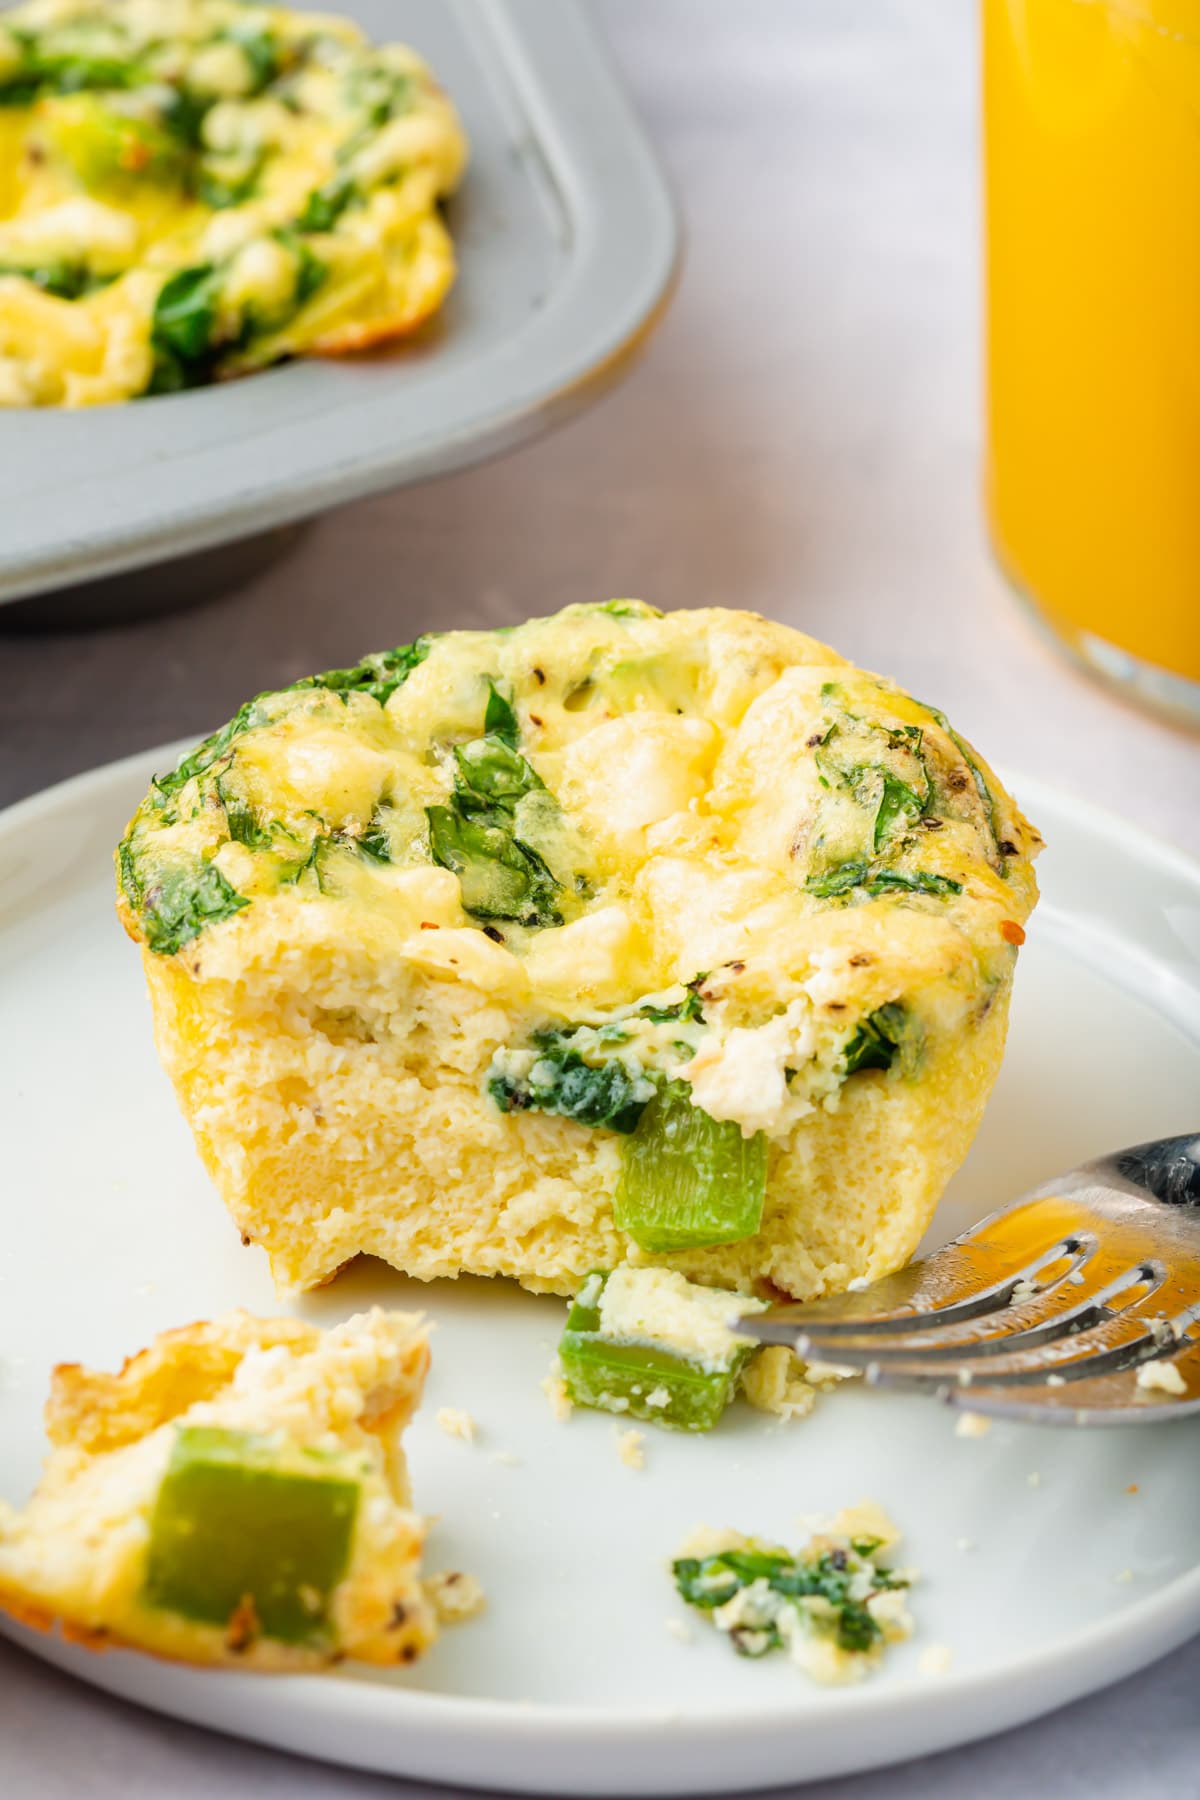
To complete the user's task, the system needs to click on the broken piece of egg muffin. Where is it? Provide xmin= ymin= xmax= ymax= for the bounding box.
xmin=0 ymin=1310 xmax=439 ymax=1668
xmin=116 ymin=601 xmax=1040 ymax=1300
xmin=0 ymin=0 xmax=466 ymax=406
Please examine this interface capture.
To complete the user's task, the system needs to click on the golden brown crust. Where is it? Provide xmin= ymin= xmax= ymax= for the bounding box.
xmin=46 ymin=1314 xmax=319 ymax=1453
xmin=0 ymin=1311 xmax=437 ymax=1671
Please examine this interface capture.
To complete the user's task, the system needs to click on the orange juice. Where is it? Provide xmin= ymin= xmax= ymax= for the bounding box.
xmin=983 ymin=0 xmax=1200 ymax=712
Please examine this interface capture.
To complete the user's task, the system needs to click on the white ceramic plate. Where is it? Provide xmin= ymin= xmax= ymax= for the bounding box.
xmin=1 ymin=750 xmax=1198 ymax=1796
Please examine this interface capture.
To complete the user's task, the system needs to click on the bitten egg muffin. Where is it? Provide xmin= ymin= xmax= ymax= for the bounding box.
xmin=116 ymin=602 xmax=1040 ymax=1299
xmin=0 ymin=1309 xmax=438 ymax=1669
xmin=0 ymin=0 xmax=466 ymax=406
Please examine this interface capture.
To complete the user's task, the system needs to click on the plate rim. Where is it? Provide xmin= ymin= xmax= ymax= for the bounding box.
xmin=1 ymin=749 xmax=1198 ymax=1792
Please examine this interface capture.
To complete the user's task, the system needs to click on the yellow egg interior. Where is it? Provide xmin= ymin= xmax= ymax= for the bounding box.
xmin=116 ymin=603 xmax=1041 ymax=1298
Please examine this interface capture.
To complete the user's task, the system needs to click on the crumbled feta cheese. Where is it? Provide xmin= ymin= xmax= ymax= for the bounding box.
xmin=644 ymin=1385 xmax=672 ymax=1411
xmin=423 ymin=1569 xmax=485 ymax=1624
xmin=595 ymin=1267 xmax=763 ymax=1373
xmin=682 ymin=1000 xmax=817 ymax=1139
xmin=1136 ymin=1360 xmax=1188 ymax=1397
xmin=540 ymin=1373 xmax=572 ymax=1423
xmin=804 ymin=1361 xmax=857 ymax=1387
xmin=918 ymin=1643 xmax=953 ymax=1676
xmin=0 ymin=197 xmax=138 ymax=262
xmin=741 ymin=1347 xmax=818 ymax=1421
xmin=188 ymin=38 xmax=255 ymax=97
xmin=435 ymin=1406 xmax=477 ymax=1443
xmin=954 ymin=1410 xmax=992 ymax=1439
xmin=664 ymin=1616 xmax=693 ymax=1645
xmin=616 ymin=1427 xmax=645 ymax=1470
xmin=491 ymin=1450 xmax=521 ymax=1467
xmin=224 ymin=237 xmax=298 ymax=317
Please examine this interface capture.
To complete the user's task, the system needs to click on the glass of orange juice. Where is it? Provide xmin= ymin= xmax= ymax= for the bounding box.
xmin=983 ymin=0 xmax=1200 ymax=725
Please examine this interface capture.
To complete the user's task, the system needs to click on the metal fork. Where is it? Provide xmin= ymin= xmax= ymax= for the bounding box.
xmin=741 ymin=1132 xmax=1200 ymax=1425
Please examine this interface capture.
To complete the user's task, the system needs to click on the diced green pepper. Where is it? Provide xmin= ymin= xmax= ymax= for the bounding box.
xmin=614 ymin=1082 xmax=767 ymax=1252
xmin=558 ymin=1272 xmax=751 ymax=1431
xmin=142 ymin=1426 xmax=359 ymax=1645
xmin=45 ymin=94 xmax=184 ymax=188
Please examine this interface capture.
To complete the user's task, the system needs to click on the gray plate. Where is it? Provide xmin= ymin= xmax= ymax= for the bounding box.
xmin=0 ymin=0 xmax=679 ymax=610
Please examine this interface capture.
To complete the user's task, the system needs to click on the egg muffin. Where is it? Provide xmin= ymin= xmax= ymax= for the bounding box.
xmin=116 ymin=602 xmax=1040 ymax=1299
xmin=0 ymin=1309 xmax=438 ymax=1669
xmin=0 ymin=0 xmax=466 ymax=406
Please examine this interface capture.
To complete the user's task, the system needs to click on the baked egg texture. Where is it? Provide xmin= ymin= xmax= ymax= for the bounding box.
xmin=116 ymin=602 xmax=1041 ymax=1299
xmin=0 ymin=0 xmax=466 ymax=405
xmin=0 ymin=1309 xmax=437 ymax=1669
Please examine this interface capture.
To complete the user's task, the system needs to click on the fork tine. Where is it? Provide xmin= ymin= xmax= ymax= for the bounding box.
xmin=842 ymin=1309 xmax=1182 ymax=1387
xmin=792 ymin=1263 xmax=1168 ymax=1364
xmin=873 ymin=1337 xmax=1200 ymax=1426
xmin=744 ymin=1238 xmax=1088 ymax=1349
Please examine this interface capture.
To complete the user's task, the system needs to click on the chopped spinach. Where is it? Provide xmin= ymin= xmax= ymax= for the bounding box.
xmin=151 ymin=697 xmax=270 ymax=806
xmin=915 ymin=698 xmax=1005 ymax=863
xmin=215 ymin=776 xmax=272 ymax=850
xmin=596 ymin=599 xmax=663 ymax=619
xmin=195 ymin=155 xmax=262 ymax=210
xmin=453 ymin=736 xmax=542 ymax=811
xmin=872 ymin=772 xmax=926 ymax=850
xmin=813 ymin=720 xmax=933 ymax=854
xmin=672 ymin=1538 xmax=909 ymax=1660
xmin=427 ymin=804 xmax=561 ymax=926
xmin=221 ymin=23 xmax=283 ymax=94
xmin=345 ymin=61 xmax=415 ymax=128
xmin=428 ymin=714 xmax=566 ymax=927
xmin=489 ymin=1040 xmax=649 ymax=1133
xmin=862 ymin=867 xmax=962 ymax=896
xmin=637 ymin=978 xmax=707 ymax=1026
xmin=119 ymin=843 xmax=248 ymax=956
xmin=487 ymin=987 xmax=708 ymax=1133
xmin=841 ymin=1002 xmax=919 ymax=1076
xmin=296 ymin=173 xmax=357 ymax=233
xmin=293 ymin=637 xmax=434 ymax=708
xmin=357 ymin=812 xmax=393 ymax=862
xmin=806 ymin=861 xmax=961 ymax=900
xmin=483 ymin=678 xmax=519 ymax=748
xmin=148 ymin=639 xmax=434 ymax=809
xmin=0 ymin=260 xmax=112 ymax=300
xmin=150 ymin=262 xmax=225 ymax=388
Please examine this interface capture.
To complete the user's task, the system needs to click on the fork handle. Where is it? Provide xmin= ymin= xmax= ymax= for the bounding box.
xmin=1111 ymin=1133 xmax=1200 ymax=1208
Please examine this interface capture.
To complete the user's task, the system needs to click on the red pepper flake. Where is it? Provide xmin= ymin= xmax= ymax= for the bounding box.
xmin=1125 ymin=1483 xmax=1139 ymax=1495
xmin=1000 ymin=920 xmax=1025 ymax=946
xmin=420 ymin=921 xmax=439 ymax=930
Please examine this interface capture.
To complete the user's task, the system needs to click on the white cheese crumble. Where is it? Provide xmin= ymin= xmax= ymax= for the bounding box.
xmin=595 ymin=1267 xmax=764 ymax=1373
xmin=423 ymin=1569 xmax=486 ymax=1625
xmin=682 ymin=999 xmax=817 ymax=1140
xmin=540 ymin=1372 xmax=572 ymax=1423
xmin=664 ymin=1616 xmax=693 ymax=1645
xmin=435 ymin=1407 xmax=477 ymax=1443
xmin=616 ymin=1427 xmax=646 ymax=1470
xmin=0 ymin=197 xmax=138 ymax=262
xmin=224 ymin=237 xmax=298 ymax=318
xmin=1135 ymin=1360 xmax=1188 ymax=1397
xmin=918 ymin=1643 xmax=953 ymax=1676
xmin=954 ymin=1410 xmax=992 ymax=1439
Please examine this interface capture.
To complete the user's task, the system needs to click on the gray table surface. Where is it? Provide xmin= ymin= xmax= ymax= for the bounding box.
xmin=0 ymin=2 xmax=1196 ymax=1795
